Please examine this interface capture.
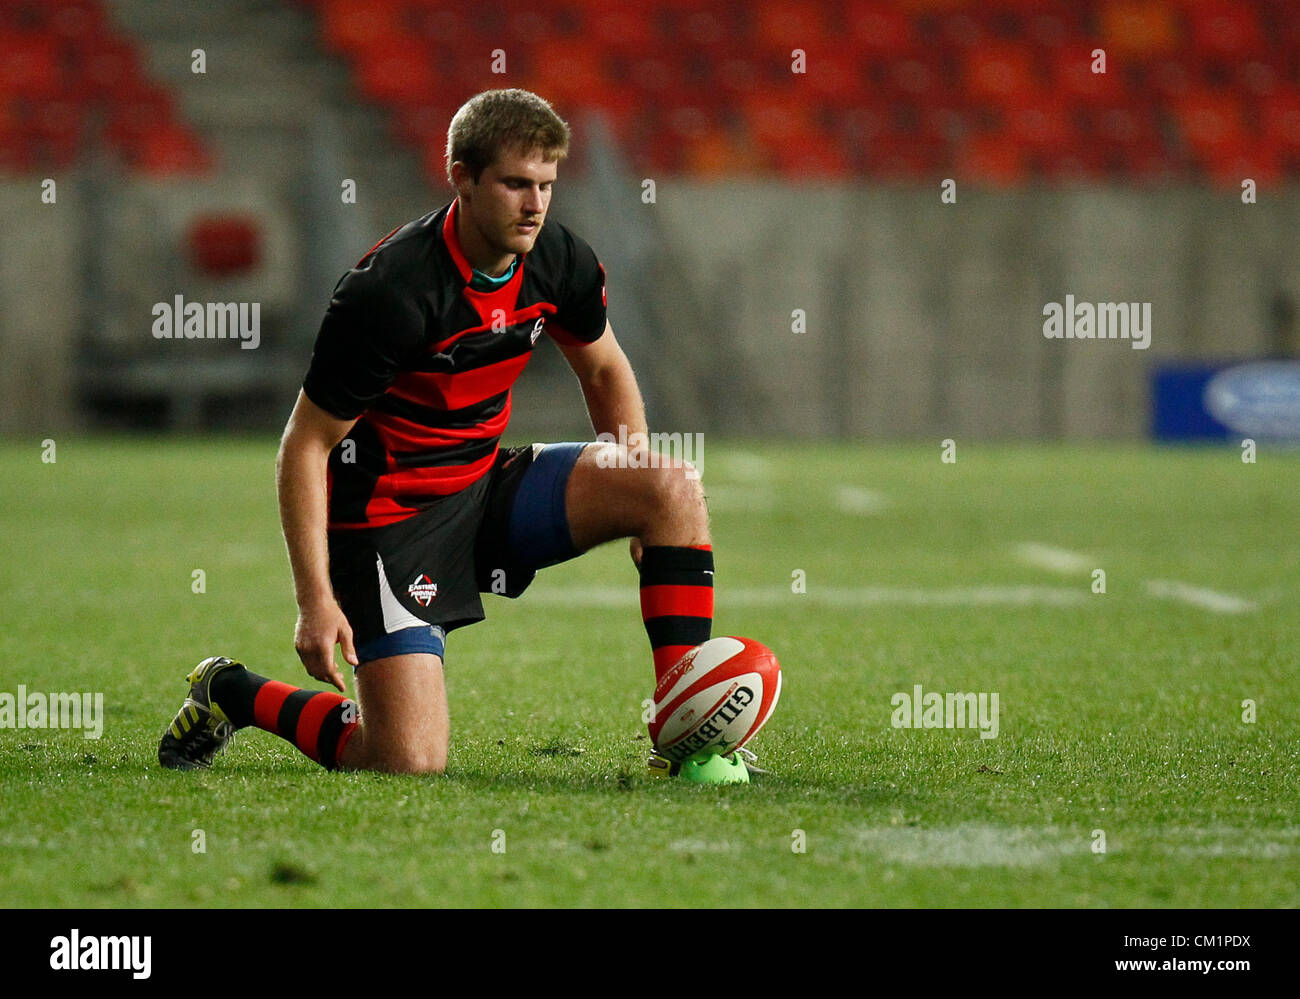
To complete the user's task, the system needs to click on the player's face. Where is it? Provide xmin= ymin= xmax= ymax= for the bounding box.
xmin=456 ymin=147 xmax=556 ymax=272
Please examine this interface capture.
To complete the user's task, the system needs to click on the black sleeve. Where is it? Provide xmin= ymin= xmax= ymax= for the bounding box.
xmin=551 ymin=231 xmax=607 ymax=344
xmin=301 ymin=266 xmax=424 ymax=420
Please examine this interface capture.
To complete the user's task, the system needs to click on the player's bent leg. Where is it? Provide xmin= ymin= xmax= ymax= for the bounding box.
xmin=337 ymin=653 xmax=448 ymax=774
xmin=563 ymin=442 xmax=710 ymax=552
xmin=559 ymin=442 xmax=716 ymax=678
xmin=159 ymin=656 xmax=359 ymax=771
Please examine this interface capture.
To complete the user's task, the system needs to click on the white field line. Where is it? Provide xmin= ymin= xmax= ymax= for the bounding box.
xmin=524 ymin=585 xmax=1087 ymax=608
xmin=483 ymin=826 xmax=1300 ymax=864
xmin=1145 ymin=580 xmax=1258 ymax=614
xmin=1014 ymin=542 xmax=1092 ymax=574
xmin=709 ymin=451 xmax=773 ymax=483
xmin=853 ymin=824 xmax=1073 ymax=867
xmin=833 ymin=485 xmax=890 ymax=515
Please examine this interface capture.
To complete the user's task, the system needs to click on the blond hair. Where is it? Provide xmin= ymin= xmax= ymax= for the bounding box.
xmin=445 ymin=89 xmax=570 ymax=183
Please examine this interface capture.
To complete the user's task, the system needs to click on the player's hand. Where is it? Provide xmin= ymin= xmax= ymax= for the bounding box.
xmin=294 ymin=598 xmax=358 ymax=692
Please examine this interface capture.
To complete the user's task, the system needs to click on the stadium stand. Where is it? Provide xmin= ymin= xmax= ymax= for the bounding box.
xmin=0 ymin=0 xmax=211 ymax=174
xmin=0 ymin=1 xmax=1294 ymax=187
xmin=293 ymin=0 xmax=1295 ymax=188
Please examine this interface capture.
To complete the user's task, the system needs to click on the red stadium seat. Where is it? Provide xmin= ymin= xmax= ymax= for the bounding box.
xmin=1143 ymin=59 xmax=1196 ymax=101
xmin=1196 ymin=142 xmax=1282 ymax=191
xmin=754 ymin=0 xmax=831 ymax=56
xmin=0 ymin=32 xmax=62 ymax=99
xmin=49 ymin=1 xmax=107 ymax=52
xmin=845 ymin=1 xmax=918 ymax=56
xmin=354 ymin=39 xmax=439 ymax=106
xmin=29 ymin=98 xmax=84 ymax=167
xmin=799 ymin=50 xmax=869 ymax=104
xmin=443 ymin=50 xmax=528 ymax=104
xmin=105 ymin=87 xmax=177 ymax=150
xmin=318 ymin=0 xmax=401 ymax=57
xmin=933 ymin=11 xmax=987 ymax=51
xmin=1262 ymin=91 xmax=1300 ymax=151
xmin=1185 ymin=2 xmax=1265 ymax=60
xmin=79 ymin=38 xmax=147 ymax=98
xmin=130 ymin=124 xmax=211 ymax=175
xmin=1098 ymin=1 xmax=1180 ymax=57
xmin=624 ymin=55 xmax=692 ymax=108
xmin=391 ymin=101 xmax=457 ymax=149
xmin=186 ymin=215 xmax=263 ymax=276
xmin=771 ymin=138 xmax=853 ymax=180
xmin=1173 ymin=92 xmax=1247 ymax=157
xmin=712 ymin=57 xmax=771 ymax=103
xmin=666 ymin=2 xmax=740 ymax=53
xmin=524 ymin=40 xmax=612 ymax=109
xmin=582 ymin=6 xmax=659 ymax=55
xmin=954 ymin=131 xmax=1027 ymax=186
xmin=964 ymin=43 xmax=1040 ymax=104
xmin=1006 ymin=99 xmax=1073 ymax=153
xmin=682 ymin=129 xmax=759 ymax=177
xmin=0 ymin=129 xmax=37 ymax=174
xmin=1050 ymin=46 xmax=1129 ymax=107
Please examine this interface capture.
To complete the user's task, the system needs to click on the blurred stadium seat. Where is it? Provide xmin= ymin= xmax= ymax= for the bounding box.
xmin=0 ymin=0 xmax=1291 ymax=189
xmin=0 ymin=0 xmax=212 ymax=176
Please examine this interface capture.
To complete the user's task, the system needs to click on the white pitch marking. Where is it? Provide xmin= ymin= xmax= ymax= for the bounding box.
xmin=1014 ymin=542 xmax=1092 ymax=574
xmin=833 ymin=485 xmax=890 ymax=515
xmin=524 ymin=585 xmax=1086 ymax=608
xmin=1145 ymin=580 xmax=1258 ymax=614
xmin=853 ymin=824 xmax=1072 ymax=868
xmin=712 ymin=451 xmax=773 ymax=483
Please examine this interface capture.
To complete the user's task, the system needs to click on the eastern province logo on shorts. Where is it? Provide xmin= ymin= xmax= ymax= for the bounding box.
xmin=407 ymin=574 xmax=438 ymax=607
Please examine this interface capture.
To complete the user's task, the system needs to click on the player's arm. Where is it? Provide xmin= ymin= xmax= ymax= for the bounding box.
xmin=556 ymin=320 xmax=648 ymax=447
xmin=276 ymin=389 xmax=359 ymax=692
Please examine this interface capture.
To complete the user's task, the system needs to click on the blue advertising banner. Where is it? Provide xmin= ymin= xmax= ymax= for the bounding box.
xmin=1152 ymin=362 xmax=1300 ymax=442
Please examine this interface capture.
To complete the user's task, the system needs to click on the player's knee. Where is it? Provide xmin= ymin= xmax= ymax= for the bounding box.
xmin=645 ymin=463 xmax=706 ymax=523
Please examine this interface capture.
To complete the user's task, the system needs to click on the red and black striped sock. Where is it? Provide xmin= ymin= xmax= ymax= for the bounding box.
xmin=211 ymin=667 xmax=359 ymax=771
xmin=638 ymin=544 xmax=714 ymax=682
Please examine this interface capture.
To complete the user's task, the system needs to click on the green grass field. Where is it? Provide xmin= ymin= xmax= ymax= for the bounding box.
xmin=2 ymin=437 xmax=1297 ymax=907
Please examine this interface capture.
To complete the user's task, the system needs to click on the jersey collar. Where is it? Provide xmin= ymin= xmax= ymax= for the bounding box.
xmin=443 ymin=197 xmax=523 ymax=287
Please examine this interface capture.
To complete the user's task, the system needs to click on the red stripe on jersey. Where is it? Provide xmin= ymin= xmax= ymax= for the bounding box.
xmin=342 ymin=451 xmax=500 ymax=526
xmin=252 ymin=681 xmax=296 ymax=731
xmin=429 ymin=302 xmax=555 ymax=354
xmin=379 ymin=451 xmax=498 ymax=495
xmin=639 ymin=584 xmax=715 ymax=621
xmin=389 ymin=352 xmax=532 ymax=411
xmin=368 ymin=399 xmax=512 ymax=452
xmin=330 ymin=495 xmax=420 ymax=530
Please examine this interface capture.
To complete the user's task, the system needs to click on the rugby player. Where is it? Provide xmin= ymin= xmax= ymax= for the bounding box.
xmin=158 ymin=89 xmax=752 ymax=784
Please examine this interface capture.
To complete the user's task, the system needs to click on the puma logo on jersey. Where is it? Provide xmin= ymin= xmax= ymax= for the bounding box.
xmin=530 ymin=317 xmax=545 ymax=345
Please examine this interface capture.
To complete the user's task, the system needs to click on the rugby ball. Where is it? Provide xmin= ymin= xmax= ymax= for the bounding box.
xmin=648 ymin=636 xmax=781 ymax=763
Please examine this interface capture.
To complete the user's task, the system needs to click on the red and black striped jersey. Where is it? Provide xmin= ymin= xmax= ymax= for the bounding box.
xmin=302 ymin=198 xmax=607 ymax=529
